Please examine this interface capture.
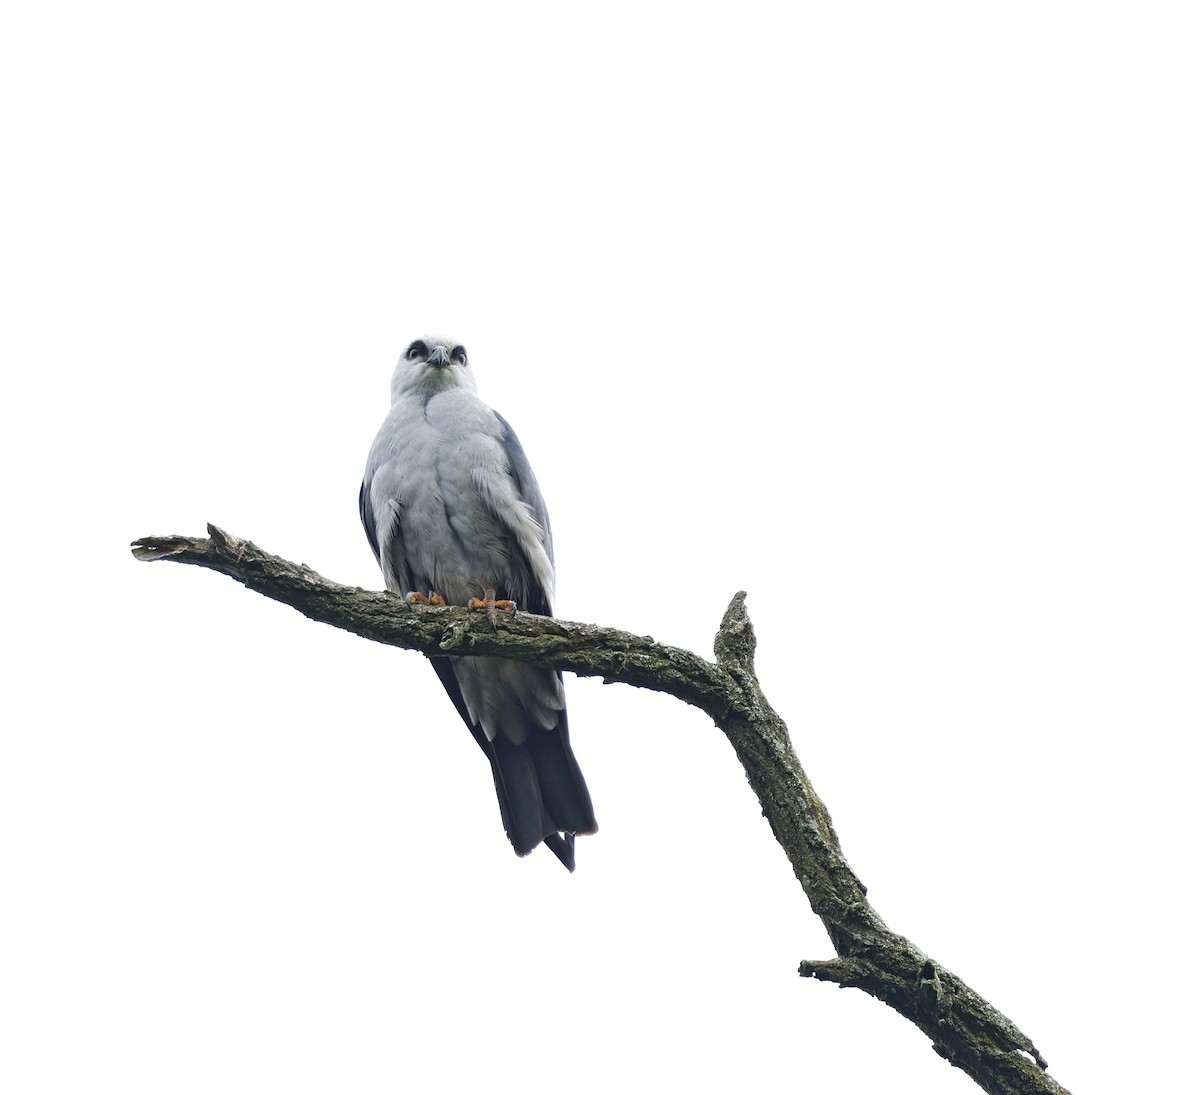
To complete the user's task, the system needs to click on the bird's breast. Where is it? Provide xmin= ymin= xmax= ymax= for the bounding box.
xmin=383 ymin=394 xmax=518 ymax=604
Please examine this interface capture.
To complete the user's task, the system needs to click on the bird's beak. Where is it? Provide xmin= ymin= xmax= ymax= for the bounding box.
xmin=427 ymin=346 xmax=450 ymax=368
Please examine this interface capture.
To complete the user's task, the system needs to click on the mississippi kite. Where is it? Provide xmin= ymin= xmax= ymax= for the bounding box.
xmin=359 ymin=336 xmax=597 ymax=870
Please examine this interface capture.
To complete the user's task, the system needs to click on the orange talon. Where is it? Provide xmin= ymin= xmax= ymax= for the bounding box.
xmin=406 ymin=591 xmax=447 ymax=606
xmin=468 ymin=586 xmax=517 ymax=629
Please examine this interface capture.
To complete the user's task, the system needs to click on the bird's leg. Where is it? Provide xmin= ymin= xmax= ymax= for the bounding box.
xmin=405 ymin=591 xmax=447 ymax=606
xmin=467 ymin=587 xmax=517 ymax=630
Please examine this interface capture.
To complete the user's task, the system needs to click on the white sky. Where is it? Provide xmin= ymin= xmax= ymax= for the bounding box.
xmin=3 ymin=3 xmax=1197 ymax=1092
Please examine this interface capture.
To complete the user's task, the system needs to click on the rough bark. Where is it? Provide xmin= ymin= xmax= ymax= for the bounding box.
xmin=132 ymin=524 xmax=1071 ymax=1095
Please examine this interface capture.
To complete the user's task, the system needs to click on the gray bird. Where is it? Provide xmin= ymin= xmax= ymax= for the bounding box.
xmin=359 ymin=335 xmax=597 ymax=870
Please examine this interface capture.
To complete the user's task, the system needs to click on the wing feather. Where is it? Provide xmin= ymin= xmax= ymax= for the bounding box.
xmin=358 ymin=477 xmax=381 ymax=564
xmin=494 ymin=411 xmax=554 ymax=617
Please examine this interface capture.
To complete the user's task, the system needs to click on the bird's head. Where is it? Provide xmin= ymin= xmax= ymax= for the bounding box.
xmin=391 ymin=335 xmax=477 ymax=402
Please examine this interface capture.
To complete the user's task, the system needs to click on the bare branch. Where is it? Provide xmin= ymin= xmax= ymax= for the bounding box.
xmin=132 ymin=525 xmax=1071 ymax=1095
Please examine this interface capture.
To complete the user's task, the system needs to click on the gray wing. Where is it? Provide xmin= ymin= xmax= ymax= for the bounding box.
xmin=358 ymin=477 xmax=381 ymax=564
xmin=359 ymin=468 xmax=416 ymax=596
xmin=494 ymin=411 xmax=554 ymax=616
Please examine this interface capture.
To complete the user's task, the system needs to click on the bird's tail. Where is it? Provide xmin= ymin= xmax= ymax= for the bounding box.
xmin=486 ymin=714 xmax=597 ymax=871
xmin=428 ymin=657 xmax=597 ymax=870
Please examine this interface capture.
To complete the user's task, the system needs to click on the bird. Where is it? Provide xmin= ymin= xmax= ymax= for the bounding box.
xmin=359 ymin=335 xmax=597 ymax=870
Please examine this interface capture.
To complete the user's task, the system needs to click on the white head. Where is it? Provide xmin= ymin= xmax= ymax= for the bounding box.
xmin=390 ymin=335 xmax=478 ymax=404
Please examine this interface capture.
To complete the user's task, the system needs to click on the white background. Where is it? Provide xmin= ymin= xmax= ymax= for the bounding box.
xmin=3 ymin=3 xmax=1197 ymax=1092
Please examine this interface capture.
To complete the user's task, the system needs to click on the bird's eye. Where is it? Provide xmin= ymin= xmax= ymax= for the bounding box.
xmin=406 ymin=340 xmax=428 ymax=361
xmin=451 ymin=345 xmax=468 ymax=366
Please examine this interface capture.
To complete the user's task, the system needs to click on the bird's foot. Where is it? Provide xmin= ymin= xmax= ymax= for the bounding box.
xmin=405 ymin=591 xmax=447 ymax=606
xmin=467 ymin=587 xmax=516 ymax=630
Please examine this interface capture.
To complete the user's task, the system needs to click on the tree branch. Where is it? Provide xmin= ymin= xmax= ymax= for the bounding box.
xmin=132 ymin=525 xmax=1070 ymax=1095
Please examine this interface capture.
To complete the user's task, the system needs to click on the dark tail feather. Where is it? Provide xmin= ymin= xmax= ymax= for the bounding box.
xmin=526 ymin=709 xmax=597 ymax=837
xmin=543 ymin=833 xmax=576 ymax=871
xmin=484 ymin=727 xmax=597 ymax=867
xmin=487 ymin=733 xmax=562 ymax=857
